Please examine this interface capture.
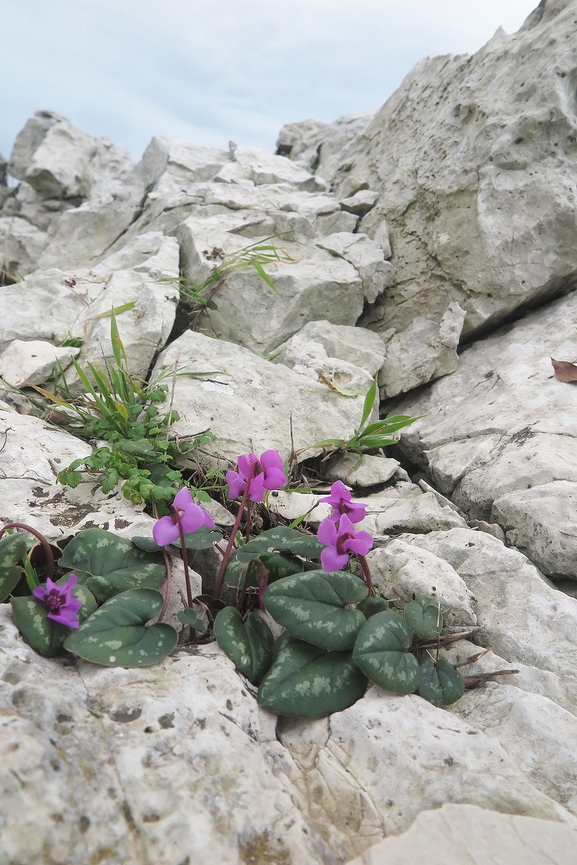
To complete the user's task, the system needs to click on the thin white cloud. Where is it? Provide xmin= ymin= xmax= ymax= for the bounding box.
xmin=1 ymin=0 xmax=539 ymax=162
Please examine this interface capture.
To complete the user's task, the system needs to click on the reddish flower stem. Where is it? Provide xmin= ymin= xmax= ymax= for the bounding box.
xmin=173 ymin=506 xmax=193 ymax=608
xmin=358 ymin=554 xmax=373 ymax=593
xmin=158 ymin=548 xmax=173 ymax=623
xmin=214 ymin=462 xmax=256 ymax=601
xmin=0 ymin=522 xmax=54 ymax=580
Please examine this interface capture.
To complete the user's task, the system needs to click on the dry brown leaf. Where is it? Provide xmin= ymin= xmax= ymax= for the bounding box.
xmin=551 ymin=357 xmax=577 ymax=383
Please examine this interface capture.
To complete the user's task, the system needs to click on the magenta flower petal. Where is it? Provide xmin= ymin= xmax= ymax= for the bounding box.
xmin=153 ymin=515 xmax=180 ymax=546
xmin=226 ymin=471 xmax=246 ymax=500
xmin=33 ymin=573 xmax=81 ymax=628
xmin=317 ymin=518 xmax=337 ymax=546
xmin=343 ymin=531 xmax=374 ymax=557
xmin=201 ymin=510 xmax=216 ymax=529
xmin=263 ymin=467 xmax=287 ymax=490
xmin=321 ymin=547 xmax=349 ymax=571
xmin=248 ymin=472 xmax=266 ymax=502
xmin=260 ymin=450 xmax=284 ymax=471
xmin=319 ymin=480 xmax=351 ymax=506
xmin=179 ymin=503 xmax=207 ymax=534
xmin=173 ymin=486 xmax=193 ymax=511
xmin=238 ymin=453 xmax=258 ymax=477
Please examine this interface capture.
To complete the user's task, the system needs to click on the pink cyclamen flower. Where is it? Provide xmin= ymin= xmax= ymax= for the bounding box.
xmin=226 ymin=449 xmax=287 ymax=503
xmin=317 ymin=513 xmax=373 ymax=572
xmin=33 ymin=574 xmax=82 ymax=628
xmin=319 ymin=480 xmax=367 ymax=524
xmin=153 ymin=487 xmax=215 ymax=546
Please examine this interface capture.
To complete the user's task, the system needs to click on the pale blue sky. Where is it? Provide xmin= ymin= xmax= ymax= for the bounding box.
xmin=2 ymin=0 xmax=539 ymax=163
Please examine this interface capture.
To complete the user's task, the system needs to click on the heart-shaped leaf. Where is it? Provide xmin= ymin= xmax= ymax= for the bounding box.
xmin=262 ymin=570 xmax=368 ymax=651
xmin=404 ymin=598 xmax=446 ymax=639
xmin=258 ymin=637 xmax=367 ymax=718
xmin=177 ymin=607 xmax=207 ymax=631
xmin=357 ymin=596 xmax=390 ymax=619
xmin=63 ymin=588 xmax=177 ymax=667
xmin=214 ymin=607 xmax=274 ymax=685
xmin=0 ymin=532 xmax=27 ymax=603
xmin=236 ymin=527 xmax=323 ymax=563
xmin=59 ymin=528 xmax=166 ymax=602
xmin=418 ymin=657 xmax=465 ymax=706
xmin=11 ymin=582 xmax=97 ymax=658
xmin=353 ymin=610 xmax=421 ymax=695
xmin=170 ymin=527 xmax=224 ymax=550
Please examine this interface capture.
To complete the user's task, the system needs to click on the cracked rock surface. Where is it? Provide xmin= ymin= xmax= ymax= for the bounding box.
xmin=2 ymin=3 xmax=577 ymax=862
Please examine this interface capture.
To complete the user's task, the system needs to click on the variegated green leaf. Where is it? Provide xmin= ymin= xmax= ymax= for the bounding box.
xmin=262 ymin=570 xmax=368 ymax=651
xmin=353 ymin=610 xmax=421 ymax=695
xmin=214 ymin=607 xmax=274 ymax=685
xmin=58 ymin=528 xmax=166 ymax=601
xmin=0 ymin=532 xmax=27 ymax=603
xmin=258 ymin=637 xmax=367 ymax=718
xmin=418 ymin=658 xmax=465 ymax=706
xmin=63 ymin=589 xmax=177 ymax=667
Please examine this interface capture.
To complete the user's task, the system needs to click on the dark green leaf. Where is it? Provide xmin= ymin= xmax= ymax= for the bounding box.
xmin=353 ymin=610 xmax=421 ymax=695
xmin=58 ymin=528 xmax=166 ymax=602
xmin=171 ymin=527 xmax=223 ymax=550
xmin=418 ymin=658 xmax=465 ymax=706
xmin=177 ymin=608 xmax=206 ymax=631
xmin=214 ymin=607 xmax=274 ymax=685
xmin=11 ymin=596 xmax=70 ymax=657
xmin=262 ymin=570 xmax=367 ymax=651
xmin=357 ymin=596 xmax=390 ymax=619
xmin=258 ymin=638 xmax=367 ymax=718
xmin=236 ymin=527 xmax=322 ymax=563
xmin=0 ymin=532 xmax=27 ymax=603
xmin=404 ymin=599 xmax=445 ymax=639
xmin=63 ymin=589 xmax=177 ymax=667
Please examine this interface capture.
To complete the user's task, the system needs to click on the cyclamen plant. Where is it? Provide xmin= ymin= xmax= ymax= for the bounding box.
xmin=1 ymin=451 xmax=491 ymax=718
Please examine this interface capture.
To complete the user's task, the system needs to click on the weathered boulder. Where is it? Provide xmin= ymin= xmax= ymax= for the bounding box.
xmin=0 ymin=339 xmax=80 ymax=388
xmin=327 ymin=0 xmax=577 ymax=394
xmin=177 ymin=217 xmax=366 ymax=354
xmin=273 ymin=319 xmax=386 ymax=394
xmin=151 ymin=329 xmax=373 ymax=463
xmin=346 ymin=803 xmax=577 ymax=865
xmin=276 ymin=111 xmax=376 ymax=179
xmin=394 ymin=289 xmax=577 ymax=580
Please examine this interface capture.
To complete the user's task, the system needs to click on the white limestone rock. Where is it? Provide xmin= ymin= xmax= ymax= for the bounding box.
xmin=0 ymin=268 xmax=105 ymax=351
xmin=9 ymin=109 xmax=136 ymax=201
xmin=177 ymin=219 xmax=364 ymax=354
xmin=228 ymin=144 xmax=327 ymax=191
xmin=64 ymin=233 xmax=180 ymax=383
xmin=346 ymin=803 xmax=577 ymax=865
xmin=0 ymin=608 xmax=333 ymax=865
xmin=339 ymin=189 xmax=380 ymax=217
xmin=141 ymin=136 xmax=230 ymax=194
xmin=334 ymin=0 xmax=577 ymax=392
xmin=276 ymin=111 xmax=376 ymax=180
xmin=0 ymin=339 xmax=79 ymax=388
xmin=150 ymin=329 xmax=371 ymax=464
xmin=274 ymin=319 xmax=386 ymax=380
xmin=279 ymin=688 xmax=574 ymax=856
xmin=365 ymin=539 xmax=477 ymax=625
xmin=492 ymin=481 xmax=577 ymax=579
xmin=324 ymin=454 xmax=400 ymax=488
xmin=395 ymin=290 xmax=577 ymax=579
xmin=451 ymin=683 xmax=577 ymax=815
xmin=359 ymin=483 xmax=468 ymax=536
xmin=378 ymin=302 xmax=467 ymax=397
xmin=316 ymin=232 xmax=394 ymax=303
xmin=404 ymin=528 xmax=577 ymax=697
xmin=0 ymin=216 xmax=48 ymax=278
